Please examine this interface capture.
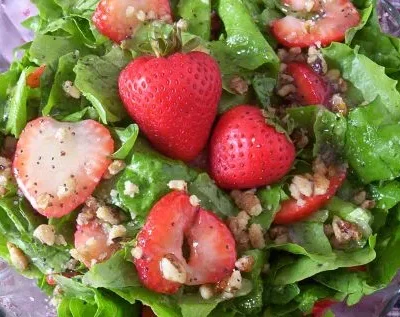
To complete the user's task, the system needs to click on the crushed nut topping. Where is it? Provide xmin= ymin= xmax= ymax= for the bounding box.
xmin=131 ymin=246 xmax=143 ymax=259
xmin=103 ymin=160 xmax=126 ymax=179
xmin=107 ymin=225 xmax=126 ymax=245
xmin=189 ymin=195 xmax=201 ymax=207
xmin=62 ymin=81 xmax=81 ymax=99
xmin=167 ymin=180 xmax=187 ymax=191
xmin=332 ymin=216 xmax=362 ymax=245
xmin=269 ymin=225 xmax=290 ymax=244
xmin=57 ymin=176 xmax=77 ymax=199
xmin=199 ymin=284 xmax=214 ymax=300
xmin=7 ymin=242 xmax=29 ymax=271
xmin=231 ymin=190 xmax=263 ymax=217
xmin=229 ymin=76 xmax=249 ymax=95
xmin=96 ymin=206 xmax=120 ymax=225
xmin=123 ymin=181 xmax=139 ymax=198
xmin=221 ymin=270 xmax=242 ymax=299
xmin=160 ymin=254 xmax=187 ymax=283
xmin=249 ymin=223 xmax=266 ymax=249
xmin=235 ymin=255 xmax=255 ymax=272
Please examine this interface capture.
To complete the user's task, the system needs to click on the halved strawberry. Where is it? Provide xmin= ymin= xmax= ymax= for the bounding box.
xmin=271 ymin=0 xmax=360 ymax=47
xmin=134 ymin=191 xmax=236 ymax=294
xmin=13 ymin=117 xmax=114 ymax=218
xmin=273 ymin=170 xmax=346 ymax=224
xmin=93 ymin=0 xmax=172 ymax=43
xmin=74 ymin=219 xmax=118 ymax=268
xmin=26 ymin=65 xmax=46 ymax=89
xmin=286 ymin=62 xmax=331 ymax=106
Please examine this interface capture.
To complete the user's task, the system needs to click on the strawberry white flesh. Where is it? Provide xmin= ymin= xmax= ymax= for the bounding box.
xmin=13 ymin=117 xmax=114 ymax=218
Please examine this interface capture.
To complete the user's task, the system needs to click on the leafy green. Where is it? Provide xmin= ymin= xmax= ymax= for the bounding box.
xmin=117 ymin=139 xmax=197 ymax=218
xmin=42 ymin=52 xmax=82 ymax=118
xmin=83 ymin=251 xmax=140 ymax=289
xmin=178 ymin=0 xmax=211 ymax=39
xmin=112 ymin=124 xmax=140 ymax=160
xmin=322 ymin=43 xmax=400 ymax=117
xmin=251 ymin=183 xmax=288 ymax=230
xmin=5 ymin=70 xmax=29 ymax=137
xmin=313 ymin=269 xmax=376 ymax=305
xmin=370 ymin=180 xmax=400 ymax=210
xmin=29 ymin=35 xmax=90 ymax=65
xmin=313 ymin=109 xmax=347 ymax=158
xmin=252 ymin=74 xmax=276 ymax=107
xmin=370 ymin=208 xmax=400 ymax=285
xmin=326 ymin=197 xmax=372 ymax=238
xmin=73 ymin=50 xmax=130 ymax=123
xmin=271 ymin=237 xmax=376 ymax=285
xmin=345 ymin=98 xmax=400 ymax=183
xmin=188 ymin=173 xmax=238 ymax=218
xmin=290 ymin=222 xmax=332 ymax=255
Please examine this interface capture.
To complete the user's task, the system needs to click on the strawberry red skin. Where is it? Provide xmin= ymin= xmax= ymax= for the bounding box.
xmin=134 ymin=191 xmax=236 ymax=294
xmin=26 ymin=65 xmax=46 ymax=89
xmin=209 ymin=105 xmax=296 ymax=189
xmin=273 ymin=171 xmax=346 ymax=224
xmin=286 ymin=62 xmax=331 ymax=106
xmin=312 ymin=299 xmax=337 ymax=317
xmin=93 ymin=0 xmax=172 ymax=43
xmin=119 ymin=52 xmax=222 ymax=162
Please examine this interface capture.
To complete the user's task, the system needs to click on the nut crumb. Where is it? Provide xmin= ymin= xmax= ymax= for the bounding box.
xmin=167 ymin=180 xmax=187 ymax=191
xmin=7 ymin=242 xmax=29 ymax=271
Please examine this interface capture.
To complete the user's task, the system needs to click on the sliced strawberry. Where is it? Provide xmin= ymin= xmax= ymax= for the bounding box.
xmin=271 ymin=0 xmax=360 ymax=47
xmin=312 ymin=299 xmax=337 ymax=317
xmin=74 ymin=219 xmax=118 ymax=268
xmin=13 ymin=117 xmax=114 ymax=218
xmin=134 ymin=191 xmax=236 ymax=294
xmin=186 ymin=209 xmax=236 ymax=285
xmin=26 ymin=65 xmax=46 ymax=89
xmin=286 ymin=62 xmax=331 ymax=106
xmin=93 ymin=0 xmax=172 ymax=43
xmin=273 ymin=170 xmax=346 ymax=224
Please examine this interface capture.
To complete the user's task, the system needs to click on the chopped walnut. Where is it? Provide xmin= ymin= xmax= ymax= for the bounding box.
xmin=199 ymin=284 xmax=214 ymax=300
xmin=227 ymin=211 xmax=251 ymax=250
xmin=235 ymin=255 xmax=255 ymax=272
xmin=249 ymin=224 xmax=266 ymax=249
xmin=332 ymin=216 xmax=362 ymax=245
xmin=221 ymin=270 xmax=242 ymax=299
xmin=103 ymin=160 xmax=126 ymax=179
xmin=229 ymin=76 xmax=248 ymax=95
xmin=313 ymin=173 xmax=330 ymax=196
xmin=107 ymin=225 xmax=126 ymax=245
xmin=231 ymin=190 xmax=262 ymax=216
xmin=167 ymin=180 xmax=187 ymax=191
xmin=7 ymin=242 xmax=29 ymax=271
xmin=269 ymin=225 xmax=289 ymax=244
xmin=123 ymin=181 xmax=139 ymax=198
xmin=189 ymin=195 xmax=201 ymax=207
xmin=56 ymin=176 xmax=76 ymax=199
xmin=33 ymin=224 xmax=56 ymax=246
xmin=131 ymin=246 xmax=143 ymax=259
xmin=96 ymin=206 xmax=120 ymax=225
xmin=291 ymin=175 xmax=314 ymax=198
xmin=160 ymin=254 xmax=187 ymax=283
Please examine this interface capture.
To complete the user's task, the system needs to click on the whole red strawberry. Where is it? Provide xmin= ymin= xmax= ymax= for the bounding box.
xmin=118 ymin=52 xmax=222 ymax=162
xmin=209 ymin=105 xmax=295 ymax=189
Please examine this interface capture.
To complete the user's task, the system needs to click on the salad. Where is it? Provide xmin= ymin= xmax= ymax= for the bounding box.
xmin=0 ymin=0 xmax=400 ymax=316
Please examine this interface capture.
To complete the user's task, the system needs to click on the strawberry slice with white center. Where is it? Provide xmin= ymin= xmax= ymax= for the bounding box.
xmin=271 ymin=0 xmax=360 ymax=47
xmin=93 ymin=0 xmax=172 ymax=43
xmin=134 ymin=191 xmax=236 ymax=294
xmin=13 ymin=117 xmax=114 ymax=218
xmin=74 ymin=220 xmax=118 ymax=267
